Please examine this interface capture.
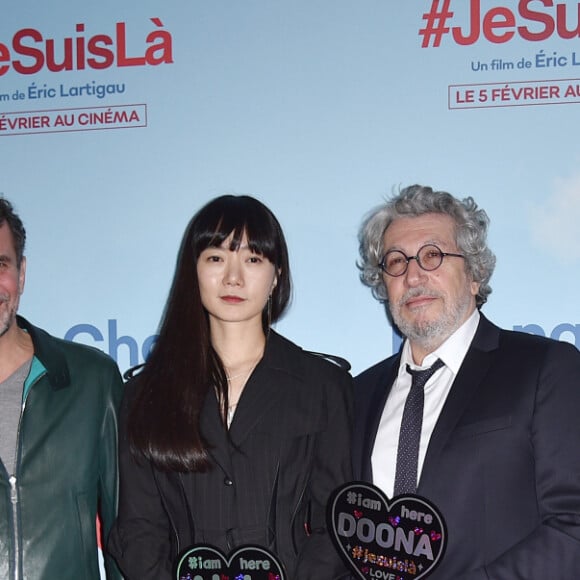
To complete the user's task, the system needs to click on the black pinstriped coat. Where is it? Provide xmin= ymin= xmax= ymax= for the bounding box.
xmin=108 ymin=331 xmax=353 ymax=580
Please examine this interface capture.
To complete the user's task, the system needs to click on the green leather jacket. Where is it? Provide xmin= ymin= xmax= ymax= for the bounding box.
xmin=0 ymin=316 xmax=123 ymax=580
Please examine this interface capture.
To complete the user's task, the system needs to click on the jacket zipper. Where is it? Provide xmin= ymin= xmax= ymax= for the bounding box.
xmin=11 ymin=368 xmax=42 ymax=580
xmin=9 ymin=398 xmax=27 ymax=580
xmin=9 ymin=475 xmax=19 ymax=580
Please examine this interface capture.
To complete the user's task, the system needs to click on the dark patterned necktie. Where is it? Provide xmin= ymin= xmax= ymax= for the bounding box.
xmin=393 ymin=358 xmax=445 ymax=496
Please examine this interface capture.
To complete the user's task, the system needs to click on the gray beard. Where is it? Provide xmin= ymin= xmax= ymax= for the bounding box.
xmin=395 ymin=316 xmax=455 ymax=354
xmin=391 ymin=289 xmax=473 ymax=354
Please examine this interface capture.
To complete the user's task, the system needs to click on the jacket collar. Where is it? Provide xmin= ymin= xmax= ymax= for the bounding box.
xmin=17 ymin=315 xmax=71 ymax=390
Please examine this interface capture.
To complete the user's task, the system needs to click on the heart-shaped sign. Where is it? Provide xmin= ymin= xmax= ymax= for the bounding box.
xmin=328 ymin=482 xmax=446 ymax=580
xmin=175 ymin=545 xmax=286 ymax=580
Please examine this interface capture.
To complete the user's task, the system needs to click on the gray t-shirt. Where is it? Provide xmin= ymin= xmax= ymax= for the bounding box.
xmin=0 ymin=358 xmax=32 ymax=474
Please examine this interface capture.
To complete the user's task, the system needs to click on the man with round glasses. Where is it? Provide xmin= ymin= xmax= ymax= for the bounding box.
xmin=353 ymin=184 xmax=580 ymax=578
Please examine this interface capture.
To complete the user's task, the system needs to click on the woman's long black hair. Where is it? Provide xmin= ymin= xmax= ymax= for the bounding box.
xmin=127 ymin=195 xmax=292 ymax=472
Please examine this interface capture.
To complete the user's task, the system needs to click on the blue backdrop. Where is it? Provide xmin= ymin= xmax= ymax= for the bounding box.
xmin=3 ymin=0 xmax=578 ymax=378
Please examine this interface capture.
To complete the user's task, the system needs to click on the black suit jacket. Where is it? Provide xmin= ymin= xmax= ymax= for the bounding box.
xmin=353 ymin=314 xmax=580 ymax=579
xmin=109 ymin=331 xmax=353 ymax=580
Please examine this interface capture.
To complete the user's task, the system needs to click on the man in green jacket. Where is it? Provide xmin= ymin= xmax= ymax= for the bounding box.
xmin=0 ymin=197 xmax=123 ymax=580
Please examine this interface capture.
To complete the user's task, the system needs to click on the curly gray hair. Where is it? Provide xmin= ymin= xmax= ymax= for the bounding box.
xmin=357 ymin=184 xmax=496 ymax=306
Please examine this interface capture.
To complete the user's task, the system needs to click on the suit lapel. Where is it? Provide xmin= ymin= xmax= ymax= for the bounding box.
xmin=360 ymin=357 xmax=399 ymax=481
xmin=418 ymin=314 xmax=500 ymax=490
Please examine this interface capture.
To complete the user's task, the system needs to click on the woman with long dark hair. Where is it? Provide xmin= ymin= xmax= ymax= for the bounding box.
xmin=108 ymin=195 xmax=352 ymax=579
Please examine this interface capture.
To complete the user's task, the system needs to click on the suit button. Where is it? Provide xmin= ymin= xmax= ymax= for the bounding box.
xmin=224 ymin=478 xmax=233 ymax=486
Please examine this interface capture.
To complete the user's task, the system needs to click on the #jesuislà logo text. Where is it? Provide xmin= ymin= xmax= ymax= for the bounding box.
xmin=419 ymin=0 xmax=580 ymax=47
xmin=0 ymin=18 xmax=173 ymax=76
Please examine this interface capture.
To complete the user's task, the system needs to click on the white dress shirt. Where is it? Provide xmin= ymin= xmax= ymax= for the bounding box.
xmin=371 ymin=309 xmax=480 ymax=498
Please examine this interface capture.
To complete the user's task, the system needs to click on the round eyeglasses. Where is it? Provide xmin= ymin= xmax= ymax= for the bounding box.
xmin=379 ymin=244 xmax=465 ymax=277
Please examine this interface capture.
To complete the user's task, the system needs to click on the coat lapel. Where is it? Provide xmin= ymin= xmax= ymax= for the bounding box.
xmin=227 ymin=362 xmax=285 ymax=445
xmin=418 ymin=314 xmax=500 ymax=490
xmin=227 ymin=331 xmax=300 ymax=447
xmin=199 ymin=389 xmax=232 ymax=473
xmin=200 ymin=331 xmax=305 ymax=469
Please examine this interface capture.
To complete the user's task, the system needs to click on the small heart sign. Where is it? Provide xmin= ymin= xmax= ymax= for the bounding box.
xmin=175 ymin=545 xmax=285 ymax=580
xmin=328 ymin=482 xmax=447 ymax=580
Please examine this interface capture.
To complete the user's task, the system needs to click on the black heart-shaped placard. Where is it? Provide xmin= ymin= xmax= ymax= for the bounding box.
xmin=328 ymin=482 xmax=446 ymax=580
xmin=175 ymin=544 xmax=285 ymax=580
